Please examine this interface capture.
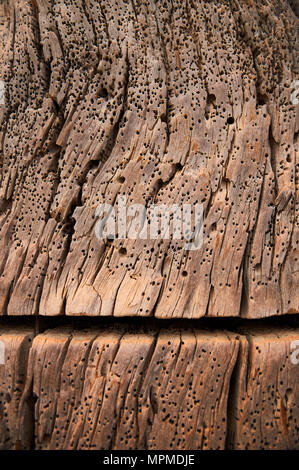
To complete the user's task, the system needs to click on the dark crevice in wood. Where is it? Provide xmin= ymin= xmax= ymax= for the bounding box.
xmin=0 ymin=313 xmax=298 ymax=334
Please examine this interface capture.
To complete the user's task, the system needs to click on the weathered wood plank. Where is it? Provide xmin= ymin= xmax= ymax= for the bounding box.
xmin=0 ymin=1 xmax=297 ymax=318
xmin=28 ymin=328 xmax=239 ymax=450
xmin=0 ymin=325 xmax=298 ymax=449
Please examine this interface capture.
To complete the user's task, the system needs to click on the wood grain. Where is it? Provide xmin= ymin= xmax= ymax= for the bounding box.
xmin=27 ymin=328 xmax=239 ymax=450
xmin=0 ymin=1 xmax=297 ymax=318
xmin=0 ymin=324 xmax=298 ymax=450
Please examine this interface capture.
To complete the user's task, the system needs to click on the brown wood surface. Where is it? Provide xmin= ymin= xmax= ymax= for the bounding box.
xmin=0 ymin=324 xmax=298 ymax=450
xmin=0 ymin=0 xmax=298 ymax=318
xmin=0 ymin=327 xmax=34 ymax=449
xmin=0 ymin=0 xmax=298 ymax=453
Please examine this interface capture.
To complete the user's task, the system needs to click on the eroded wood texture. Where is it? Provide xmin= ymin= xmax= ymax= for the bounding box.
xmin=28 ymin=328 xmax=239 ymax=450
xmin=0 ymin=1 xmax=298 ymax=318
xmin=0 ymin=327 xmax=34 ymax=449
xmin=228 ymin=327 xmax=299 ymax=450
xmin=0 ymin=325 xmax=298 ymax=450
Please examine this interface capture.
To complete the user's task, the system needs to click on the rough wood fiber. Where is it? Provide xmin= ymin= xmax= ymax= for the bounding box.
xmin=228 ymin=327 xmax=299 ymax=450
xmin=0 ymin=327 xmax=34 ymax=450
xmin=0 ymin=1 xmax=298 ymax=318
xmin=26 ymin=328 xmax=239 ymax=450
xmin=0 ymin=325 xmax=298 ymax=449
